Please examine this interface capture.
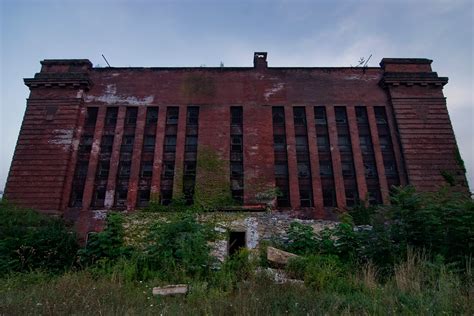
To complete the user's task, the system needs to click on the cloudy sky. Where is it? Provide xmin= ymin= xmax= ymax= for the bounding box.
xmin=1 ymin=0 xmax=473 ymax=191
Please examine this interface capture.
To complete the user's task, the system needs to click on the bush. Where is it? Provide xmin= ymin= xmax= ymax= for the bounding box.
xmin=0 ymin=200 xmax=78 ymax=275
xmin=78 ymin=212 xmax=131 ymax=265
xmin=286 ymin=221 xmax=318 ymax=255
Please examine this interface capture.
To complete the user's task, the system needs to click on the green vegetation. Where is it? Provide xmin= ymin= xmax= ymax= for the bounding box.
xmin=1 ymin=186 xmax=473 ymax=315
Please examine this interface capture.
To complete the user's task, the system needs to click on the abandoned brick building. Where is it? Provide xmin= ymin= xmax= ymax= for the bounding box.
xmin=5 ymin=52 xmax=468 ymax=234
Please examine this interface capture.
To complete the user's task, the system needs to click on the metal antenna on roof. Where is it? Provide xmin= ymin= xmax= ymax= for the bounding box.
xmin=102 ymin=54 xmax=111 ymax=67
xmin=363 ymin=54 xmax=372 ymax=68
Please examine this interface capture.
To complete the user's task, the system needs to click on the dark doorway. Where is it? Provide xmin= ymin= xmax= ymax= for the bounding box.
xmin=228 ymin=231 xmax=246 ymax=256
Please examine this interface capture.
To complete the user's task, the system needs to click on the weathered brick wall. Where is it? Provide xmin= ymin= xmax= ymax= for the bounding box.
xmin=4 ymin=54 xmax=468 ymax=237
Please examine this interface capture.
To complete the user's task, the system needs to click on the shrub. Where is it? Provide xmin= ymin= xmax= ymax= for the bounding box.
xmin=286 ymin=221 xmax=318 ymax=255
xmin=0 ymin=200 xmax=78 ymax=275
xmin=78 ymin=212 xmax=130 ymax=265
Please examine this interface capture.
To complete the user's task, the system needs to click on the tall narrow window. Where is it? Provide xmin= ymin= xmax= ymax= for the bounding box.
xmin=374 ymin=106 xmax=400 ymax=189
xmin=183 ymin=106 xmax=199 ymax=204
xmin=356 ymin=106 xmax=381 ymax=204
xmin=293 ymin=107 xmax=313 ymax=207
xmin=335 ymin=107 xmax=359 ymax=207
xmin=272 ymin=107 xmax=290 ymax=207
xmin=160 ymin=107 xmax=179 ymax=205
xmin=314 ymin=106 xmax=336 ymax=207
xmin=230 ymin=106 xmax=243 ymax=204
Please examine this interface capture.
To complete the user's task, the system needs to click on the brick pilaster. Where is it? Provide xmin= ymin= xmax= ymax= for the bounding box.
xmin=127 ymin=106 xmax=147 ymax=210
xmin=305 ymin=105 xmax=324 ymax=212
xmin=326 ymin=105 xmax=346 ymax=208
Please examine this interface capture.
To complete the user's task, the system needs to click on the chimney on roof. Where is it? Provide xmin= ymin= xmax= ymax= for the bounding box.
xmin=253 ymin=52 xmax=268 ymax=69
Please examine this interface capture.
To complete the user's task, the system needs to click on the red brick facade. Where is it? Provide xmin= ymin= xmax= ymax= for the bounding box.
xmin=5 ymin=53 xmax=468 ymax=235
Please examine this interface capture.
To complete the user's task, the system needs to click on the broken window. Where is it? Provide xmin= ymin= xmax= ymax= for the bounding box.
xmin=231 ymin=163 xmax=243 ymax=177
xmin=297 ymin=163 xmax=310 ymax=178
xmin=97 ymin=161 xmax=110 ymax=178
xmin=342 ymin=162 xmax=354 ymax=178
xmin=138 ymin=189 xmax=151 ymax=206
xmin=374 ymin=107 xmax=387 ymax=124
xmin=364 ymin=162 xmax=377 ymax=178
xmin=323 ymin=188 xmax=336 ymax=207
xmin=356 ymin=107 xmax=368 ymax=124
xmin=275 ymin=164 xmax=289 ymax=178
xmin=299 ymin=189 xmax=313 ymax=207
xmin=184 ymin=162 xmax=196 ymax=176
xmin=121 ymin=135 xmax=135 ymax=152
xmin=338 ymin=135 xmax=351 ymax=152
xmin=345 ymin=189 xmax=358 ymax=207
xmin=160 ymin=190 xmax=173 ymax=205
xmin=379 ymin=136 xmax=391 ymax=151
xmin=273 ymin=135 xmax=286 ymax=151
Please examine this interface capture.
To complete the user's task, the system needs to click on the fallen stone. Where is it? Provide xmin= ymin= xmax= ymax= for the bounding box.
xmin=152 ymin=284 xmax=188 ymax=296
xmin=267 ymin=246 xmax=299 ymax=267
xmin=257 ymin=267 xmax=304 ymax=285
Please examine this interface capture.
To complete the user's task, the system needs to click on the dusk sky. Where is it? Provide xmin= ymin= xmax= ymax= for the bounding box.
xmin=1 ymin=0 xmax=473 ymax=191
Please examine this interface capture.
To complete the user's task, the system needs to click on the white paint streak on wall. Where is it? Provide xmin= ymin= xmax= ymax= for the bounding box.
xmin=86 ymin=84 xmax=154 ymax=105
xmin=264 ymin=82 xmax=285 ymax=101
xmin=48 ymin=129 xmax=74 ymax=150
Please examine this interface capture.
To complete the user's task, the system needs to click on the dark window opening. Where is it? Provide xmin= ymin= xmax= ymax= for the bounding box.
xmin=297 ymin=163 xmax=310 ymax=178
xmin=231 ymin=107 xmax=243 ymax=126
xmin=231 ymin=136 xmax=243 ymax=152
xmin=118 ymin=162 xmax=131 ymax=178
xmin=272 ymin=107 xmax=285 ymax=125
xmin=92 ymin=188 xmax=106 ymax=207
xmin=364 ymin=162 xmax=377 ymax=178
xmin=187 ymin=107 xmax=199 ymax=125
xmin=317 ymin=135 xmax=330 ymax=151
xmin=74 ymin=161 xmax=89 ymax=179
xmin=323 ymin=188 xmax=336 ymax=207
xmin=97 ymin=161 xmax=110 ymax=179
xmin=143 ymin=135 xmax=156 ymax=152
xmin=166 ymin=107 xmax=179 ymax=124
xmin=228 ymin=231 xmax=246 ymax=256
xmin=146 ymin=107 xmax=159 ymax=125
xmin=295 ymin=136 xmax=308 ymax=152
xmin=342 ymin=162 xmax=354 ymax=178
xmin=185 ymin=136 xmax=198 ymax=152
xmin=115 ymin=187 xmax=128 ymax=206
xmin=320 ymin=161 xmax=333 ymax=177
xmin=231 ymin=163 xmax=244 ymax=177
xmin=276 ymin=188 xmax=291 ymax=207
xmin=356 ymin=107 xmax=368 ymax=124
xmin=164 ymin=136 xmax=177 ymax=152
xmin=359 ymin=136 xmax=373 ymax=152
xmin=273 ymin=135 xmax=286 ymax=151
xmin=125 ymin=107 xmax=138 ymax=125
xmin=85 ymin=107 xmax=98 ymax=126
xmin=138 ymin=189 xmax=151 ymax=207
xmin=314 ymin=107 xmax=327 ymax=125
xmin=121 ymin=135 xmax=135 ymax=152
xmin=345 ymin=189 xmax=358 ymax=207
xmin=140 ymin=161 xmax=153 ymax=178
xmin=374 ymin=107 xmax=387 ymax=124
xmin=79 ymin=135 xmax=93 ymax=153
xmin=101 ymin=135 xmax=114 ymax=153
xmin=293 ymin=107 xmax=306 ymax=126
xmin=299 ymin=189 xmax=313 ymax=207
xmin=105 ymin=107 xmax=118 ymax=126
xmin=338 ymin=135 xmax=351 ymax=151
xmin=379 ymin=136 xmax=391 ymax=151
xmin=335 ymin=107 xmax=347 ymax=124
xmin=275 ymin=164 xmax=289 ymax=178
xmin=162 ymin=163 xmax=175 ymax=178
xmin=384 ymin=161 xmax=398 ymax=177
xmin=160 ymin=190 xmax=173 ymax=205
xmin=184 ymin=162 xmax=196 ymax=176
xmin=70 ymin=188 xmax=84 ymax=207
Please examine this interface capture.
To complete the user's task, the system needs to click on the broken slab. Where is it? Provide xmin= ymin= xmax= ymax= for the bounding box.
xmin=267 ymin=246 xmax=299 ymax=267
xmin=152 ymin=284 xmax=188 ymax=296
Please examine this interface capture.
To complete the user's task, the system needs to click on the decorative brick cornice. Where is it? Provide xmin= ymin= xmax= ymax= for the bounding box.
xmin=24 ymin=72 xmax=93 ymax=90
xmin=380 ymin=72 xmax=448 ymax=87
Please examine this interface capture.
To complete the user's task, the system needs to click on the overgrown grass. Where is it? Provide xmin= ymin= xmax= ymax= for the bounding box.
xmin=1 ymin=254 xmax=472 ymax=315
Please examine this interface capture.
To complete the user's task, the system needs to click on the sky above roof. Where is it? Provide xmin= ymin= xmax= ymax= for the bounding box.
xmin=1 ymin=0 xmax=473 ymax=191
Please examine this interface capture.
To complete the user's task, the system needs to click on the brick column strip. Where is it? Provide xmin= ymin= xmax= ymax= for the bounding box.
xmin=305 ymin=105 xmax=324 ymax=211
xmin=326 ymin=105 xmax=346 ymax=208
xmin=61 ymin=104 xmax=87 ymax=212
xmin=284 ymin=106 xmax=300 ymax=209
xmin=127 ymin=106 xmax=147 ymax=210
xmin=150 ymin=106 xmax=166 ymax=199
xmin=384 ymin=104 xmax=408 ymax=186
xmin=346 ymin=106 xmax=368 ymax=201
xmin=104 ymin=106 xmax=126 ymax=209
xmin=367 ymin=106 xmax=390 ymax=204
xmin=81 ymin=106 xmax=107 ymax=210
